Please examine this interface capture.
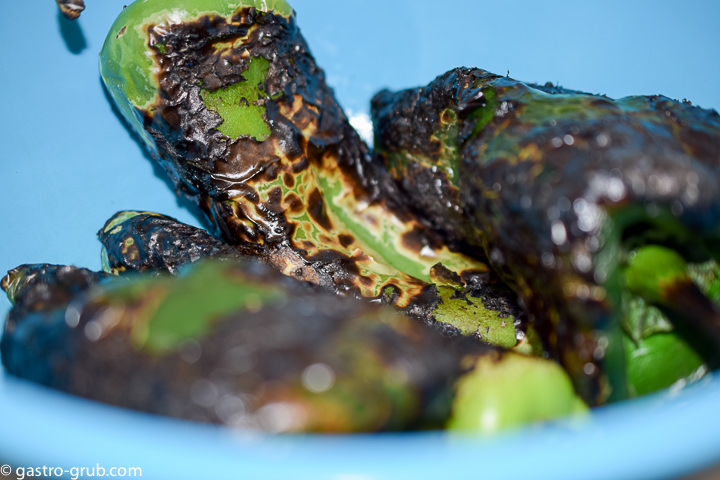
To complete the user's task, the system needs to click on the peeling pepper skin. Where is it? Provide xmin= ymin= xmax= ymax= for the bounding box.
xmin=372 ymin=67 xmax=720 ymax=404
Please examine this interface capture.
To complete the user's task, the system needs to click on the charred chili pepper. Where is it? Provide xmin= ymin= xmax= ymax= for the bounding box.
xmin=5 ymin=0 xmax=707 ymax=433
xmin=98 ymin=0 xmax=469 ymax=294
xmin=0 ymin=259 xmax=585 ymax=433
xmin=371 ymin=67 xmax=720 ymax=404
xmin=97 ymin=0 xmax=525 ymax=346
xmin=98 ymin=210 xmax=525 ymax=346
xmin=98 ymin=210 xmax=249 ymax=275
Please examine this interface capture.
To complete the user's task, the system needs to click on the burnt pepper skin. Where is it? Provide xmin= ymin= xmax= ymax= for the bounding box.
xmin=2 ymin=260 xmax=588 ymax=433
xmin=98 ymin=210 xmax=251 ymax=275
xmin=372 ymin=67 xmax=720 ymax=404
xmin=1 ymin=264 xmax=108 ymax=387
xmin=1 ymin=259 xmax=491 ymax=432
xmin=99 ymin=1 xmax=401 ymax=282
xmin=1 ymin=263 xmax=108 ymax=307
xmin=98 ymin=210 xmax=526 ymax=347
xmin=98 ymin=0 xmax=525 ymax=345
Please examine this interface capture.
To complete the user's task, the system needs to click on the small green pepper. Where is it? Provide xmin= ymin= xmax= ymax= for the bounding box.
xmin=447 ymin=353 xmax=587 ymax=433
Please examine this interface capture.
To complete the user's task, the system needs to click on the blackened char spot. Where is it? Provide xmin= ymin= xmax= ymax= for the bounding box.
xmin=429 ymin=263 xmax=462 ymax=286
xmin=400 ymin=227 xmax=426 ymax=254
xmin=282 ymin=172 xmax=295 ymax=188
xmin=306 ymin=248 xmax=350 ymax=264
xmin=303 ymin=248 xmax=377 ymax=291
xmin=403 ymin=283 xmax=442 ymax=328
xmin=307 ymin=188 xmax=333 ymax=231
xmin=260 ymin=160 xmax=281 ymax=182
xmin=291 ymin=156 xmax=309 ymax=174
xmin=338 ymin=234 xmax=354 ymax=248
xmin=283 ymin=192 xmax=304 ymax=214
xmin=465 ymin=277 xmax=525 ymax=320
xmin=265 ymin=186 xmax=284 ymax=212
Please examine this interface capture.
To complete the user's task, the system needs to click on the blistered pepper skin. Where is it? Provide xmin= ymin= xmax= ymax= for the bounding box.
xmin=98 ymin=211 xmax=249 ymax=275
xmin=98 ymin=210 xmax=526 ymax=344
xmin=372 ymin=68 xmax=720 ymax=404
xmin=2 ymin=259 xmax=486 ymax=432
xmin=0 ymin=3 xmax=601 ymax=432
xmin=99 ymin=2 xmax=411 ymax=295
xmin=98 ymin=1 xmax=525 ymax=344
xmin=2 ymin=258 xmax=593 ymax=433
xmin=1 ymin=265 xmax=109 ymax=387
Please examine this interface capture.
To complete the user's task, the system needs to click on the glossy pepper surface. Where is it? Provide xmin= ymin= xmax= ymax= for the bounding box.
xmin=98 ymin=210 xmax=524 ymax=345
xmin=3 ymin=0 xmax=713 ymax=433
xmin=1 ymin=259 xmax=461 ymax=431
xmin=98 ymin=0 xmax=523 ymax=343
xmin=0 ymin=259 xmax=585 ymax=433
xmin=371 ymin=67 xmax=720 ymax=404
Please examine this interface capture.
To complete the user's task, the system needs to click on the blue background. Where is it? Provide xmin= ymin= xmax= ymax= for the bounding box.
xmin=1 ymin=1 xmax=720 ymax=478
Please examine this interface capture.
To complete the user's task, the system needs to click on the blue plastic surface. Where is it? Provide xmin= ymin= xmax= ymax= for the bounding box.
xmin=1 ymin=1 xmax=720 ymax=478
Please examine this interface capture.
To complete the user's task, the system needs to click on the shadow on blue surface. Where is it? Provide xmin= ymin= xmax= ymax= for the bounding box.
xmin=57 ymin=11 xmax=87 ymax=55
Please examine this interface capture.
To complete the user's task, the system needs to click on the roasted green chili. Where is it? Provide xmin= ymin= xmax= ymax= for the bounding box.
xmin=371 ymin=67 xmax=720 ymax=404
xmin=2 ymin=0 xmax=718 ymax=434
xmin=97 ymin=0 xmax=524 ymax=343
xmin=1 ymin=259 xmax=585 ymax=433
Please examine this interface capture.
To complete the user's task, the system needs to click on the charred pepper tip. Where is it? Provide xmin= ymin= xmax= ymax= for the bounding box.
xmin=1 ymin=267 xmax=25 ymax=304
xmin=100 ymin=210 xmax=155 ymax=235
xmin=56 ymin=0 xmax=85 ymax=20
xmin=99 ymin=0 xmax=294 ymax=148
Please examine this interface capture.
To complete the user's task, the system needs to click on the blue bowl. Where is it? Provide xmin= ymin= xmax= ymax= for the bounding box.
xmin=1 ymin=366 xmax=720 ymax=480
xmin=1 ymin=1 xmax=720 ymax=478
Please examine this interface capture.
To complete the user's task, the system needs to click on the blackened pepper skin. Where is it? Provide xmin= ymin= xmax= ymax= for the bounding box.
xmin=98 ymin=211 xmax=250 ymax=275
xmin=98 ymin=210 xmax=526 ymax=345
xmin=1 ymin=259 xmax=486 ymax=432
xmin=1 ymin=264 xmax=108 ymax=387
xmin=372 ymin=67 xmax=720 ymax=404
xmin=99 ymin=1 xmax=524 ymax=345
